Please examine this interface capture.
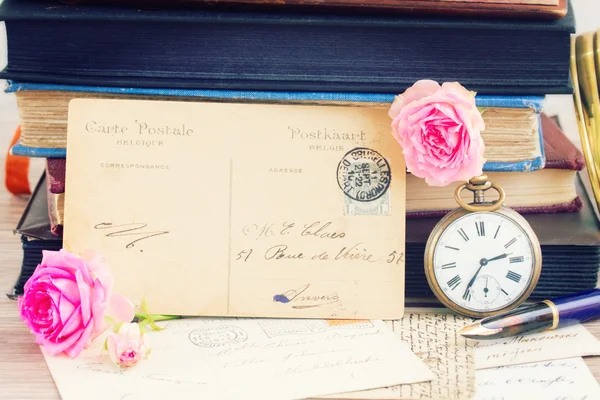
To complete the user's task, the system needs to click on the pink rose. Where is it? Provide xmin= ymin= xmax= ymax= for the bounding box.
xmin=389 ymin=80 xmax=486 ymax=186
xmin=106 ymin=323 xmax=148 ymax=368
xmin=18 ymin=250 xmax=134 ymax=358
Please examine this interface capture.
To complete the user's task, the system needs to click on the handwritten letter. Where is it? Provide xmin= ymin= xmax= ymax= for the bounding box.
xmin=476 ymin=357 xmax=600 ymax=400
xmin=42 ymin=318 xmax=434 ymax=400
xmin=475 ymin=324 xmax=600 ymax=369
xmin=326 ymin=313 xmax=475 ymax=400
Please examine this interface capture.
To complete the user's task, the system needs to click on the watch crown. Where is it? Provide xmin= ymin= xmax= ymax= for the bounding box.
xmin=466 ymin=175 xmax=492 ymax=192
xmin=469 ymin=174 xmax=489 ymax=186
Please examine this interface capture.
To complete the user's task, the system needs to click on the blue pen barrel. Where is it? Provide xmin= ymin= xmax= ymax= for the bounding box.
xmin=554 ymin=288 xmax=600 ymax=328
xmin=465 ymin=289 xmax=600 ymax=339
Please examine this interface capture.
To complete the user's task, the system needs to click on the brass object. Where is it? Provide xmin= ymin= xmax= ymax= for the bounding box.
xmin=458 ymin=320 xmax=502 ymax=338
xmin=572 ymin=32 xmax=600 ymax=214
xmin=576 ymin=33 xmax=600 ymax=157
xmin=424 ymin=176 xmax=543 ymax=318
xmin=454 ymin=174 xmax=505 ymax=213
xmin=542 ymin=300 xmax=560 ymax=330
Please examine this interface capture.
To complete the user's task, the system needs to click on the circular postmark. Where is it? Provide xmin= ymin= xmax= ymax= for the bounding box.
xmin=189 ymin=325 xmax=248 ymax=348
xmin=336 ymin=147 xmax=391 ymax=202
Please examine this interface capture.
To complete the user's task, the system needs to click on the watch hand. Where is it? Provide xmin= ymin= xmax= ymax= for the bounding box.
xmin=486 ymin=253 xmax=508 ymax=263
xmin=463 ymin=258 xmax=486 ymax=299
xmin=463 ymin=254 xmax=508 ymax=299
xmin=484 ymin=277 xmax=489 ymax=298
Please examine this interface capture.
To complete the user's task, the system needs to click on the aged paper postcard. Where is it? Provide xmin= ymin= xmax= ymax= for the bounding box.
xmin=325 ymin=313 xmax=475 ymax=400
xmin=475 ymin=358 xmax=600 ymax=400
xmin=64 ymin=99 xmax=406 ymax=318
xmin=42 ymin=318 xmax=434 ymax=400
xmin=475 ymin=324 xmax=600 ymax=369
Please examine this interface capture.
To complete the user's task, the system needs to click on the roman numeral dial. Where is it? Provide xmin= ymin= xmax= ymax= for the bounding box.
xmin=447 ymin=275 xmax=462 ymax=290
xmin=476 ymin=221 xmax=485 ymax=237
xmin=504 ymin=237 xmax=517 ymax=249
xmin=431 ymin=210 xmax=538 ymax=316
xmin=506 ymin=270 xmax=522 ymax=283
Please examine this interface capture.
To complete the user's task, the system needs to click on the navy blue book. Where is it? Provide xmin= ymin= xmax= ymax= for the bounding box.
xmin=8 ymin=173 xmax=62 ymax=299
xmin=0 ymin=0 xmax=574 ymax=94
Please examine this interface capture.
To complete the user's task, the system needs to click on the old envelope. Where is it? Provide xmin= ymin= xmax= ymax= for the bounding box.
xmin=64 ymin=99 xmax=406 ymax=318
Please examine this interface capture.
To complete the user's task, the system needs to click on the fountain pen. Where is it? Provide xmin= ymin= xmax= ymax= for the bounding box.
xmin=459 ymin=289 xmax=600 ymax=340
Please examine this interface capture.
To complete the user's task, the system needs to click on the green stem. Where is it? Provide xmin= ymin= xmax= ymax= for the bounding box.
xmin=134 ymin=313 xmax=181 ymax=322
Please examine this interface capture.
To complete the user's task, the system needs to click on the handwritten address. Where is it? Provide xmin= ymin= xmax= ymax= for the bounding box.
xmin=237 ymin=220 xmax=404 ymax=265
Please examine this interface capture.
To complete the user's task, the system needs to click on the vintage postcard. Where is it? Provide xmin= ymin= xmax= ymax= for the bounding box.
xmin=475 ymin=323 xmax=600 ymax=369
xmin=64 ymin=99 xmax=406 ymax=318
xmin=42 ymin=318 xmax=434 ymax=400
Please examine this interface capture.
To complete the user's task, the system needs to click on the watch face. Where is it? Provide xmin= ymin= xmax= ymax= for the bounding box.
xmin=432 ymin=211 xmax=536 ymax=313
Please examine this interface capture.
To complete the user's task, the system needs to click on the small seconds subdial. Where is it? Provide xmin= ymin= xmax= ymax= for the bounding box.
xmin=470 ymin=275 xmax=501 ymax=305
xmin=432 ymin=211 xmax=535 ymax=313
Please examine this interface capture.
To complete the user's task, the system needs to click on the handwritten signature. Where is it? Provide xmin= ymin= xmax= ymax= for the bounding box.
xmin=94 ymin=222 xmax=169 ymax=249
xmin=273 ymin=284 xmax=339 ymax=309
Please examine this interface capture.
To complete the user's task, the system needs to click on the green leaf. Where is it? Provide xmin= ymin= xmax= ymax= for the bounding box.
xmin=140 ymin=298 xmax=150 ymax=315
xmin=146 ymin=316 xmax=165 ymax=332
xmin=134 ymin=298 xmax=181 ymax=331
xmin=113 ymin=322 xmax=123 ymax=334
xmin=477 ymin=107 xmax=487 ymax=115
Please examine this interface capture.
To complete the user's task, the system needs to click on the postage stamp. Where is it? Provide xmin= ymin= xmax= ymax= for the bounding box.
xmin=344 ymin=191 xmax=390 ymax=216
xmin=336 ymin=147 xmax=392 ymax=215
xmin=188 ymin=325 xmax=248 ymax=348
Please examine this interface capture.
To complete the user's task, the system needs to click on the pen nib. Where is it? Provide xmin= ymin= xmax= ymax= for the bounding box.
xmin=459 ymin=320 xmax=502 ymax=338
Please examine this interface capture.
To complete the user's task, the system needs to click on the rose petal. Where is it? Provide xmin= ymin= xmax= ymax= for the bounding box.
xmin=401 ymin=80 xmax=441 ymax=105
xmin=441 ymin=82 xmax=476 ymax=100
xmin=57 ymin=304 xmax=83 ymax=339
xmin=60 ymin=250 xmax=94 ymax=285
xmin=41 ymin=250 xmax=69 ymax=270
xmin=50 ymin=278 xmax=80 ymax=305
xmin=389 ymin=80 xmax=441 ymax=119
xmin=118 ymin=323 xmax=142 ymax=342
xmin=30 ymin=267 xmax=73 ymax=281
xmin=40 ymin=327 xmax=82 ymax=356
xmin=58 ymin=295 xmax=76 ymax=325
xmin=63 ymin=319 xmax=94 ymax=358
xmin=108 ymin=293 xmax=135 ymax=324
xmin=107 ymin=333 xmax=119 ymax=365
xmin=75 ymin=270 xmax=92 ymax=325
xmin=90 ymin=279 xmax=110 ymax=336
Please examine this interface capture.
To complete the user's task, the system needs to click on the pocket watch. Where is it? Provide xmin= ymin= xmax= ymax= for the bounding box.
xmin=424 ymin=175 xmax=542 ymax=318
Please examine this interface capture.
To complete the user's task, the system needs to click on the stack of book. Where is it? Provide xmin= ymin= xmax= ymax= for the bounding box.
xmin=3 ymin=0 xmax=598 ymax=302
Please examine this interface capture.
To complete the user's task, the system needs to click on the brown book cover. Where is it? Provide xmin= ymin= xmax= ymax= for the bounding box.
xmin=46 ymin=158 xmax=66 ymax=194
xmin=60 ymin=0 xmax=568 ymax=19
xmin=542 ymin=113 xmax=586 ymax=170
